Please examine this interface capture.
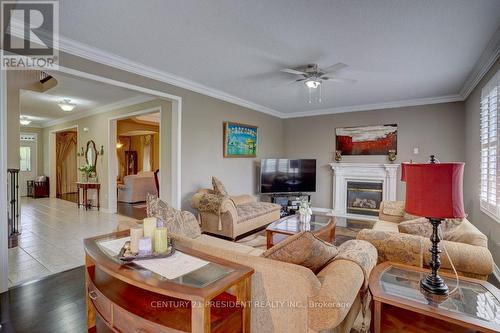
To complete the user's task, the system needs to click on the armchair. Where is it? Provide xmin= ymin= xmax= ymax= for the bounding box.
xmin=357 ymin=201 xmax=494 ymax=280
xmin=191 ymin=188 xmax=280 ymax=239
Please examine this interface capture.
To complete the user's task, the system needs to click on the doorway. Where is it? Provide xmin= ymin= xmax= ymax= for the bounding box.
xmin=55 ymin=129 xmax=78 ymax=203
xmin=18 ymin=133 xmax=37 ymax=197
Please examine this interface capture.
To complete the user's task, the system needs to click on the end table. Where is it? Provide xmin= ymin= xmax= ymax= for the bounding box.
xmin=369 ymin=262 xmax=500 ymax=333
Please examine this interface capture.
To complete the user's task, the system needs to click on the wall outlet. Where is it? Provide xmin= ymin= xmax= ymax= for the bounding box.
xmin=413 ymin=147 xmax=419 ymax=155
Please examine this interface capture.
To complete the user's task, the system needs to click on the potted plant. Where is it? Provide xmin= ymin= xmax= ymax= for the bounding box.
xmin=79 ymin=164 xmax=95 ymax=183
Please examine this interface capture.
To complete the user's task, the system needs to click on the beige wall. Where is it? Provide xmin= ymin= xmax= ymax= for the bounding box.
xmin=20 ymin=126 xmax=44 ymax=176
xmin=283 ymin=102 xmax=465 ymax=208
xmin=43 ymin=99 xmax=172 ymax=209
xmin=464 ymin=57 xmax=500 ymax=267
xmin=58 ymin=53 xmax=285 ymax=211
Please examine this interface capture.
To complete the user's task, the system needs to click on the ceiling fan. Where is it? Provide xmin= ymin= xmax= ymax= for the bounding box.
xmin=280 ymin=63 xmax=356 ymax=103
xmin=280 ymin=63 xmax=356 ymax=88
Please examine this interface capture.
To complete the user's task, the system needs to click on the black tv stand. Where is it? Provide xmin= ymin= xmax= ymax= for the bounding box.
xmin=263 ymin=193 xmax=312 ymax=217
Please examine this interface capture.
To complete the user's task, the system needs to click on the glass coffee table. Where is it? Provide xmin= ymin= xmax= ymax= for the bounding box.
xmin=369 ymin=262 xmax=500 ymax=333
xmin=265 ymin=214 xmax=335 ymax=249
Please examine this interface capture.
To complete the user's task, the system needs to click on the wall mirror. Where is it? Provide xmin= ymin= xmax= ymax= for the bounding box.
xmin=85 ymin=140 xmax=98 ymax=169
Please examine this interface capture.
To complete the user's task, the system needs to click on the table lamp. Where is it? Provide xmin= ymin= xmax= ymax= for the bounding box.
xmin=401 ymin=156 xmax=465 ymax=295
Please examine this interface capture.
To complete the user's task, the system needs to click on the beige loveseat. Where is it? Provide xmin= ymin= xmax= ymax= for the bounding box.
xmin=118 ymin=171 xmax=157 ymax=203
xmin=357 ymin=201 xmax=494 ymax=280
xmin=191 ymin=189 xmax=281 ymax=239
xmin=118 ymin=210 xmax=377 ymax=332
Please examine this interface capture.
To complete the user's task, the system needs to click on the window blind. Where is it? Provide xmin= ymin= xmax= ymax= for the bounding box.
xmin=480 ymin=70 xmax=500 ymax=219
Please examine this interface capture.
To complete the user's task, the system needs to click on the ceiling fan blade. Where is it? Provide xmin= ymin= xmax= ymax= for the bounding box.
xmin=322 ymin=77 xmax=357 ymax=84
xmin=285 ymin=78 xmax=306 ymax=85
xmin=322 ymin=62 xmax=348 ymax=74
xmin=280 ymin=68 xmax=307 ymax=75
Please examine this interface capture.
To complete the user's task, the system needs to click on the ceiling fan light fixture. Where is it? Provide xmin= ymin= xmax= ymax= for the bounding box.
xmin=58 ymin=99 xmax=76 ymax=112
xmin=20 ymin=116 xmax=31 ymax=126
xmin=305 ymin=79 xmax=321 ymax=89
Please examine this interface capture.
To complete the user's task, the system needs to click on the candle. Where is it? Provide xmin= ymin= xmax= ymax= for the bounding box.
xmin=138 ymin=237 xmax=152 ymax=256
xmin=154 ymin=227 xmax=168 ymax=253
xmin=129 ymin=227 xmax=143 ymax=254
xmin=143 ymin=217 xmax=157 ymax=243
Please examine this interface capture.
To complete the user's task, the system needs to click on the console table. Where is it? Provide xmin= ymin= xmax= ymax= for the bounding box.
xmin=84 ymin=230 xmax=254 ymax=333
xmin=77 ymin=182 xmax=100 ymax=211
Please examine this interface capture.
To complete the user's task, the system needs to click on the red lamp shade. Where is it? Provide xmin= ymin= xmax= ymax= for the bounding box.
xmin=401 ymin=163 xmax=465 ymax=219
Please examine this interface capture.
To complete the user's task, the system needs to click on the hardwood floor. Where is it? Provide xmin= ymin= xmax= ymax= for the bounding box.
xmin=0 ymin=267 xmax=113 ymax=333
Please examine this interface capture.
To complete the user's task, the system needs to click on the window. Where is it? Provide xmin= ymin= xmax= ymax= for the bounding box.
xmin=480 ymin=70 xmax=500 ymax=219
xmin=19 ymin=147 xmax=31 ymax=172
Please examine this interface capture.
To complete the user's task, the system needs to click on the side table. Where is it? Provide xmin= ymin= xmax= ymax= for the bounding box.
xmin=77 ymin=182 xmax=101 ymax=211
xmin=369 ymin=262 xmax=500 ymax=333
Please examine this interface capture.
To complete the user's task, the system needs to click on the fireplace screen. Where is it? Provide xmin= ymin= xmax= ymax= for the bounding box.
xmin=346 ymin=181 xmax=383 ymax=216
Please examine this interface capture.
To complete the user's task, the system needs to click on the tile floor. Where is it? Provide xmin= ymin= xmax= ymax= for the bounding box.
xmin=8 ymin=197 xmax=137 ymax=287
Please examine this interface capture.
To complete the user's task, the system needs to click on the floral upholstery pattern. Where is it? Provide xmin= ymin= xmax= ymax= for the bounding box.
xmin=236 ymin=202 xmax=281 ymax=223
xmin=398 ymin=217 xmax=462 ymax=238
xmin=262 ymin=231 xmax=338 ymax=273
xmin=146 ymin=194 xmax=201 ymax=239
xmin=197 ymin=192 xmax=229 ymax=214
xmin=357 ymin=229 xmax=424 ymax=267
xmin=381 ymin=201 xmax=405 ymax=217
xmin=212 ymin=176 xmax=228 ymax=196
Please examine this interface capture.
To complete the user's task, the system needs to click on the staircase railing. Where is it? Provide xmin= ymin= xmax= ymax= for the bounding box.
xmin=7 ymin=169 xmax=20 ymax=248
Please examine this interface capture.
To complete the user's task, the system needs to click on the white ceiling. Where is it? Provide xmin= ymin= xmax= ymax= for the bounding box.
xmin=20 ymin=72 xmax=149 ymax=126
xmin=57 ymin=0 xmax=500 ymax=116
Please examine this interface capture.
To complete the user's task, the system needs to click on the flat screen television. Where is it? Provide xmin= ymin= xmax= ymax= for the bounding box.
xmin=260 ymin=159 xmax=316 ymax=193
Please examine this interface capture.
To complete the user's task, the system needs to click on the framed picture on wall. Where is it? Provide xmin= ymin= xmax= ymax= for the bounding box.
xmin=223 ymin=121 xmax=258 ymax=158
xmin=335 ymin=124 xmax=397 ymax=155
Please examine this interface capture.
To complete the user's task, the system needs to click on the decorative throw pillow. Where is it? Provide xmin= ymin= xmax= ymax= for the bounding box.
xmin=212 ymin=176 xmax=228 ymax=196
xmin=398 ymin=217 xmax=463 ymax=238
xmin=146 ymin=194 xmax=201 ymax=239
xmin=262 ymin=231 xmax=338 ymax=273
xmin=382 ymin=201 xmax=405 ymax=217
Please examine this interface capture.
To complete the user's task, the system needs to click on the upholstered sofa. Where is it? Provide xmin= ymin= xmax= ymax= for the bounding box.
xmin=117 ymin=171 xmax=157 ymax=203
xmin=357 ymin=201 xmax=494 ymax=280
xmin=118 ymin=203 xmax=377 ymax=333
xmin=191 ymin=188 xmax=281 ymax=240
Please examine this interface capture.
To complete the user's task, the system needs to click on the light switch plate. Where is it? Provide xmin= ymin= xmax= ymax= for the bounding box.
xmin=413 ymin=147 xmax=419 ymax=154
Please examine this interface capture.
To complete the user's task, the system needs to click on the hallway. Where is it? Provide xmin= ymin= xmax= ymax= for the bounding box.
xmin=8 ymin=197 xmax=137 ymax=287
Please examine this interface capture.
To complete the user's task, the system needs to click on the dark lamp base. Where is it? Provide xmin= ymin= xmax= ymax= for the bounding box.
xmin=420 ymin=274 xmax=449 ymax=295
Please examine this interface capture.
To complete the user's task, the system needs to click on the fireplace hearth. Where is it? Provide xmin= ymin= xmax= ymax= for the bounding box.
xmin=346 ymin=181 xmax=383 ymax=216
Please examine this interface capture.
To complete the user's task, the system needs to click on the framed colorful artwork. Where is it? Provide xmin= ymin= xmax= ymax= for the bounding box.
xmin=335 ymin=124 xmax=397 ymax=155
xmin=223 ymin=121 xmax=258 ymax=158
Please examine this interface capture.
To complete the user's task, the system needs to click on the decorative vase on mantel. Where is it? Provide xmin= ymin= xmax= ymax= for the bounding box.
xmin=334 ymin=150 xmax=343 ymax=162
xmin=387 ymin=149 xmax=397 ymax=163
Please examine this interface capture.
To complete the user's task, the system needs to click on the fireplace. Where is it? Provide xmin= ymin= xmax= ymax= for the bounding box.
xmin=346 ymin=181 xmax=383 ymax=216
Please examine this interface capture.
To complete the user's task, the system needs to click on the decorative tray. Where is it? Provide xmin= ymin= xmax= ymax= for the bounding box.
xmin=117 ymin=239 xmax=175 ymax=263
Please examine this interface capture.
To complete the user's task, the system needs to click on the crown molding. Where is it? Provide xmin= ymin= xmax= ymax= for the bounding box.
xmin=41 ymin=95 xmax=156 ymax=128
xmin=53 ymin=32 xmax=495 ymax=120
xmin=58 ymin=36 xmax=285 ymax=118
xmin=281 ymin=94 xmax=463 ymax=119
xmin=460 ymin=27 xmax=500 ymax=99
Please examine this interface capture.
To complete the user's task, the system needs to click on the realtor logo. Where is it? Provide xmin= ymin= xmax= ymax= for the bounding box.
xmin=1 ymin=1 xmax=59 ymax=70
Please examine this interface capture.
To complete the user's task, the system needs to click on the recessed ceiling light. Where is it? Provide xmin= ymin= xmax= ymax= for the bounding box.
xmin=20 ymin=116 xmax=31 ymax=126
xmin=58 ymin=99 xmax=76 ymax=112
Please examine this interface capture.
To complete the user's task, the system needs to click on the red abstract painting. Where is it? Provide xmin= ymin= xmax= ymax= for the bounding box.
xmin=335 ymin=124 xmax=397 ymax=155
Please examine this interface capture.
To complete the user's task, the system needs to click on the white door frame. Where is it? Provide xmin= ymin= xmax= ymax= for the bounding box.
xmin=0 ymin=69 xmax=8 ymax=293
xmin=56 ymin=65 xmax=182 ymax=209
xmin=108 ymin=105 xmax=171 ymax=213
xmin=19 ymin=132 xmax=38 ymax=196
xmin=48 ymin=125 xmax=78 ymax=198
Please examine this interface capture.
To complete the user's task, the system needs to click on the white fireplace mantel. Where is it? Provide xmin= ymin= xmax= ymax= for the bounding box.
xmin=328 ymin=163 xmax=399 ymax=219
